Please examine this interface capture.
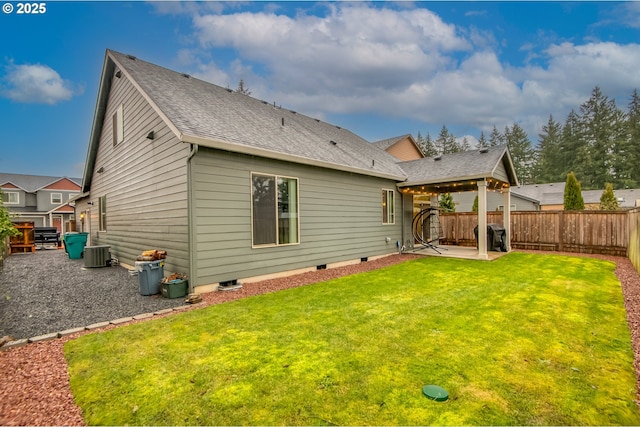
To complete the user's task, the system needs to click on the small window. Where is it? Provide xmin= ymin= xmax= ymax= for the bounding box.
xmin=251 ymin=173 xmax=299 ymax=247
xmin=98 ymin=196 xmax=107 ymax=231
xmin=112 ymin=104 xmax=124 ymax=146
xmin=498 ymin=204 xmax=517 ymax=212
xmin=382 ymin=189 xmax=395 ymax=224
xmin=2 ymin=191 xmax=19 ymax=205
xmin=51 ymin=193 xmax=62 ymax=204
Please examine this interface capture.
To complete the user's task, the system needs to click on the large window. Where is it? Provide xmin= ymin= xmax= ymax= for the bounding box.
xmin=98 ymin=196 xmax=107 ymax=231
xmin=382 ymin=189 xmax=395 ymax=224
xmin=2 ymin=191 xmax=19 ymax=205
xmin=252 ymin=173 xmax=299 ymax=247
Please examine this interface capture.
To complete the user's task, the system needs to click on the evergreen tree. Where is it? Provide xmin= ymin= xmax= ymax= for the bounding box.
xmin=236 ymin=79 xmax=252 ymax=95
xmin=625 ymin=89 xmax=640 ymax=188
xmin=535 ymin=115 xmax=563 ymax=183
xmin=564 ymin=172 xmax=585 ymax=210
xmin=435 ymin=125 xmax=461 ymax=154
xmin=472 ymin=194 xmax=478 ymax=212
xmin=505 ymin=123 xmax=535 ymax=185
xmin=460 ymin=136 xmax=471 ymax=151
xmin=477 ymin=131 xmax=488 ymax=148
xmin=577 ymin=86 xmax=626 ymax=189
xmin=559 ymin=110 xmax=583 ymax=180
xmin=439 ymin=193 xmax=456 ymax=212
xmin=489 ymin=125 xmax=504 ymax=146
xmin=599 ymin=183 xmax=619 ymax=210
xmin=420 ymin=132 xmax=438 ymax=157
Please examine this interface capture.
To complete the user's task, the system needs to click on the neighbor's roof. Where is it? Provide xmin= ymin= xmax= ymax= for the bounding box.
xmin=514 ymin=182 xmax=640 ymax=208
xmin=83 ymin=50 xmax=407 ymax=191
xmin=397 ymin=145 xmax=519 ymax=190
xmin=0 ymin=173 xmax=81 ymax=193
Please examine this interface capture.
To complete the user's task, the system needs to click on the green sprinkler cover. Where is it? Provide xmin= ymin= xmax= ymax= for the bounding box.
xmin=422 ymin=385 xmax=449 ymax=402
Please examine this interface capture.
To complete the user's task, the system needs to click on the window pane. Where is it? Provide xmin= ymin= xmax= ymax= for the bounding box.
xmin=382 ymin=190 xmax=394 ymax=224
xmin=252 ymin=175 xmax=276 ymax=245
xmin=278 ymin=177 xmax=298 ymax=244
xmin=99 ymin=196 xmax=107 ymax=231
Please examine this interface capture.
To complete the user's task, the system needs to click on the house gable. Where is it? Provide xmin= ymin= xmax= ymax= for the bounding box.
xmin=1 ymin=182 xmax=20 ymax=189
xmin=373 ymin=134 xmax=424 ymax=161
xmin=42 ymin=177 xmax=81 ymax=191
xmin=76 ymin=51 xmax=190 ymax=274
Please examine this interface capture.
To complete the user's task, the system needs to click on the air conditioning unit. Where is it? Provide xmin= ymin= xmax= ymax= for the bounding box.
xmin=84 ymin=245 xmax=111 ymax=268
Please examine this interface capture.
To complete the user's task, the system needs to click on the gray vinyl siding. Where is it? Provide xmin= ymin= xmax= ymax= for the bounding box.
xmin=85 ymin=69 xmax=190 ymax=273
xmin=191 ymin=147 xmax=402 ymax=287
xmin=452 ymin=191 xmax=538 ymax=212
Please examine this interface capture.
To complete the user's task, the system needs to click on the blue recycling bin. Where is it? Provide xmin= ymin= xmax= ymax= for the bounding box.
xmin=136 ymin=260 xmax=165 ymax=295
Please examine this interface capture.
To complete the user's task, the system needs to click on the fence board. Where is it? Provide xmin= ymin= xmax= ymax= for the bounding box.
xmin=629 ymin=208 xmax=640 ymax=274
xmin=440 ymin=210 xmax=629 ymax=257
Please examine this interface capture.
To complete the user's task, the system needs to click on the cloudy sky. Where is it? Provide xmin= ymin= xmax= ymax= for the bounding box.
xmin=1 ymin=1 xmax=639 ymax=177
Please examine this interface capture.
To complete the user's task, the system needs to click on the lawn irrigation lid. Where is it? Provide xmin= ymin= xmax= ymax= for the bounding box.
xmin=422 ymin=385 xmax=449 ymax=402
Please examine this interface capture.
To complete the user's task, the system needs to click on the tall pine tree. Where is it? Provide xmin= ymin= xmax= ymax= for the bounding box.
xmin=577 ymin=86 xmax=626 ymax=189
xmin=435 ymin=125 xmax=462 ymax=154
xmin=535 ymin=115 xmax=563 ymax=183
xmin=626 ymin=89 xmax=640 ymax=188
xmin=505 ymin=123 xmax=535 ymax=185
xmin=489 ymin=125 xmax=505 ymax=146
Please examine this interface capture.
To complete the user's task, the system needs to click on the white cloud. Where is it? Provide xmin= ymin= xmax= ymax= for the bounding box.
xmin=180 ymin=3 xmax=640 ymax=142
xmin=1 ymin=62 xmax=80 ymax=105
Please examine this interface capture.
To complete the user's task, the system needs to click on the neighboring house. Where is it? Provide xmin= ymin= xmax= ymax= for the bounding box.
xmin=76 ymin=50 xmax=519 ymax=292
xmin=372 ymin=134 xmax=424 ymax=161
xmin=513 ymin=183 xmax=640 ymax=210
xmin=451 ymin=190 xmax=540 ymax=212
xmin=0 ymin=173 xmax=81 ymax=233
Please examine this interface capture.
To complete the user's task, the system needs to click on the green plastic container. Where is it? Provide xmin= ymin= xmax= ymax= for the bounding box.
xmin=63 ymin=232 xmax=89 ymax=259
xmin=161 ymin=279 xmax=188 ymax=299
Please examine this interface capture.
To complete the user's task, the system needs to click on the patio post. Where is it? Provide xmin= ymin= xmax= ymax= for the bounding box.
xmin=502 ymin=187 xmax=511 ymax=251
xmin=477 ymin=179 xmax=488 ymax=260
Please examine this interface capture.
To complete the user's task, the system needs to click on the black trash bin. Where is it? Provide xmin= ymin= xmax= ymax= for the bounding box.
xmin=474 ymin=223 xmax=507 ymax=252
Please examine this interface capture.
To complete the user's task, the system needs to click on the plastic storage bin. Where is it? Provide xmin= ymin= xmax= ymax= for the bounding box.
xmin=136 ymin=260 xmax=164 ymax=296
xmin=161 ymin=279 xmax=189 ymax=299
xmin=63 ymin=232 xmax=89 ymax=259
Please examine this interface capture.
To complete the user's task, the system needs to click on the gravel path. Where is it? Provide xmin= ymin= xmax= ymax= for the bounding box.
xmin=0 ymin=249 xmax=185 ymax=340
xmin=1 ymin=251 xmax=639 ymax=426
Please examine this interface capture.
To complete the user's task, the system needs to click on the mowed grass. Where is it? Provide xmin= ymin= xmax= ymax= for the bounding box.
xmin=65 ymin=253 xmax=639 ymax=425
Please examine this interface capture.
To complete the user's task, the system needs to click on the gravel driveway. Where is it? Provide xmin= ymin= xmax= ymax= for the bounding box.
xmin=0 ymin=249 xmax=185 ymax=340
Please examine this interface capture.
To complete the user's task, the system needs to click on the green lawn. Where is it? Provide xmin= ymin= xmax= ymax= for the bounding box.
xmin=65 ymin=252 xmax=639 ymax=425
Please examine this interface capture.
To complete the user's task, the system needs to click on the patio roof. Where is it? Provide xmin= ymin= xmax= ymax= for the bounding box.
xmin=396 ymin=145 xmax=518 ymax=194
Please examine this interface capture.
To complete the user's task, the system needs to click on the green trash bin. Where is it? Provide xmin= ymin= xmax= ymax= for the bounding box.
xmin=64 ymin=232 xmax=89 ymax=259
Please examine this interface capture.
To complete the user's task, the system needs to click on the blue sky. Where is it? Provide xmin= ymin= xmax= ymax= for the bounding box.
xmin=1 ymin=1 xmax=639 ymax=178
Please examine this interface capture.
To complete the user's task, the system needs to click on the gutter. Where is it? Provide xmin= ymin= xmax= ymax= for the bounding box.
xmin=186 ymin=143 xmax=199 ymax=293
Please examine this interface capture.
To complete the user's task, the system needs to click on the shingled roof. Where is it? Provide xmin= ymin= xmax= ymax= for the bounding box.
xmin=0 ymin=173 xmax=81 ymax=192
xmin=397 ymin=145 xmax=518 ymax=192
xmin=82 ymin=50 xmax=407 ymax=191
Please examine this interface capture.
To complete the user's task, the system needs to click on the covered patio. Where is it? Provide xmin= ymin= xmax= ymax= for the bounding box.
xmin=397 ymin=145 xmax=519 ymax=260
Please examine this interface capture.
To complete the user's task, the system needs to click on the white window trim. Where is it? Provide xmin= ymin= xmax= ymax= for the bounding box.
xmin=98 ymin=196 xmax=107 ymax=232
xmin=382 ymin=188 xmax=396 ymax=225
xmin=113 ymin=104 xmax=124 ymax=146
xmin=2 ymin=191 xmax=19 ymax=205
xmin=251 ymin=172 xmax=300 ymax=248
xmin=51 ymin=192 xmax=62 ymax=204
xmin=498 ymin=204 xmax=517 ymax=212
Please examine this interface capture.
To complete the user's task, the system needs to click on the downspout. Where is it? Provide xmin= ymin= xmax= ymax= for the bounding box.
xmin=187 ymin=143 xmax=199 ymax=293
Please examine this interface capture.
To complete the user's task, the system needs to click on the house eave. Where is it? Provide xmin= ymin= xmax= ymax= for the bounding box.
xmin=182 ymin=134 xmax=407 ymax=182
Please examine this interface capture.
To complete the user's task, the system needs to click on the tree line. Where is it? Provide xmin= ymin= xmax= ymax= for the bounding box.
xmin=416 ymin=86 xmax=640 ymax=190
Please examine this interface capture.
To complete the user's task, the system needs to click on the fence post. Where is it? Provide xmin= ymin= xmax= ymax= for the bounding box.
xmin=557 ymin=210 xmax=564 ymax=252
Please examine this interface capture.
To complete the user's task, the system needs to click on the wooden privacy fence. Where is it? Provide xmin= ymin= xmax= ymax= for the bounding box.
xmin=440 ymin=210 xmax=632 ymax=257
xmin=629 ymin=208 xmax=640 ymax=272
